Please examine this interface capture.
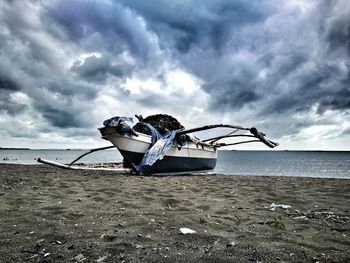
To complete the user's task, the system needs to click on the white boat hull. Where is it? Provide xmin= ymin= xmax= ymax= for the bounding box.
xmin=99 ymin=127 xmax=217 ymax=173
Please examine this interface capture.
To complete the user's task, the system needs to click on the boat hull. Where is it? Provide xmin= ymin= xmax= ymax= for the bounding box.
xmin=119 ymin=149 xmax=217 ymax=173
xmin=99 ymin=127 xmax=217 ymax=174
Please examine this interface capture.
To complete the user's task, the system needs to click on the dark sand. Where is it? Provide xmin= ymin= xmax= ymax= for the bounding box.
xmin=0 ymin=164 xmax=349 ymax=262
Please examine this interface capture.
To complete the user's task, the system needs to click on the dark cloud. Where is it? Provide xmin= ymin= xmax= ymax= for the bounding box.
xmin=40 ymin=107 xmax=87 ymax=128
xmin=323 ymin=1 xmax=350 ymax=53
xmin=0 ymin=0 xmax=104 ymax=130
xmin=0 ymin=77 xmax=19 ymax=91
xmin=203 ymin=81 xmax=259 ymax=111
xmin=318 ymin=81 xmax=350 ymax=113
xmin=0 ymin=0 xmax=349 ymax=149
xmin=71 ymin=55 xmax=129 ymax=83
xmin=120 ymin=0 xmax=273 ymax=55
xmin=46 ymin=0 xmax=157 ymax=60
xmin=263 ymin=62 xmax=350 ymax=115
xmin=41 ymin=0 xmax=350 ymax=118
xmin=116 ymin=0 xmax=350 ymax=118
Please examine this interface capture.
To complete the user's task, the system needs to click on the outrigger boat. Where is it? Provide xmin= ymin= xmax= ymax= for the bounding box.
xmin=99 ymin=114 xmax=278 ymax=174
xmin=38 ymin=114 xmax=278 ymax=175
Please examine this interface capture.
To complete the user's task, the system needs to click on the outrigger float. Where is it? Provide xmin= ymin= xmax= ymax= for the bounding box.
xmin=38 ymin=114 xmax=278 ymax=175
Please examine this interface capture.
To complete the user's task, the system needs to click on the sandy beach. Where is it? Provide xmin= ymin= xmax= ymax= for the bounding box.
xmin=0 ymin=164 xmax=349 ymax=262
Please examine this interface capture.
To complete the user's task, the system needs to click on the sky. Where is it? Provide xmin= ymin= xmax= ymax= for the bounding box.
xmin=0 ymin=0 xmax=349 ymax=150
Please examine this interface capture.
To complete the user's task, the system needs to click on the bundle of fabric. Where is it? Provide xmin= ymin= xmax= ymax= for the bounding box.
xmin=103 ymin=116 xmax=137 ymax=136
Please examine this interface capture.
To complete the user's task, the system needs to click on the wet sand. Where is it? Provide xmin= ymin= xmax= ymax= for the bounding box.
xmin=0 ymin=164 xmax=349 ymax=262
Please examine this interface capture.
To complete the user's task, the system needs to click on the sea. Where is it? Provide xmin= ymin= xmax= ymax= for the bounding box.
xmin=0 ymin=149 xmax=349 ymax=179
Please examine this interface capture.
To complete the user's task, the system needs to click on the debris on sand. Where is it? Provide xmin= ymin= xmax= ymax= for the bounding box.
xmin=100 ymin=233 xmax=116 ymax=241
xmin=74 ymin=253 xmax=86 ymax=262
xmin=269 ymin=202 xmax=291 ymax=211
xmin=180 ymin=228 xmax=196 ymax=234
xmin=95 ymin=255 xmax=108 ymax=262
xmin=226 ymin=241 xmax=236 ymax=247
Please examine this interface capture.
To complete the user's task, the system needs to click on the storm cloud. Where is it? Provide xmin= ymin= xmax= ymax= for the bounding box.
xmin=0 ymin=0 xmax=349 ymax=149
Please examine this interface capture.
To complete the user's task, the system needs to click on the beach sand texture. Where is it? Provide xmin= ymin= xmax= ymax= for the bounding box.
xmin=0 ymin=164 xmax=349 ymax=262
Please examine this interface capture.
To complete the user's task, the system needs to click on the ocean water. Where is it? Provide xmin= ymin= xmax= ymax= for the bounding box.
xmin=0 ymin=149 xmax=349 ymax=179
xmin=216 ymin=151 xmax=350 ymax=179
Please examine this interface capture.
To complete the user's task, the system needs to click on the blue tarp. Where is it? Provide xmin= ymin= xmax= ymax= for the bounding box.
xmin=138 ymin=122 xmax=161 ymax=146
xmin=103 ymin=116 xmax=133 ymax=127
xmin=103 ymin=117 xmax=177 ymax=175
xmin=135 ymin=123 xmax=176 ymax=175
xmin=103 ymin=116 xmax=137 ymax=136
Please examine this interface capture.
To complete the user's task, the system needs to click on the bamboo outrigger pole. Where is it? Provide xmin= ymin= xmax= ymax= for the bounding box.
xmin=68 ymin=145 xmax=115 ymax=166
xmin=37 ymin=158 xmax=132 ymax=173
xmin=177 ymin=124 xmax=250 ymax=135
xmin=177 ymin=124 xmax=278 ymax=148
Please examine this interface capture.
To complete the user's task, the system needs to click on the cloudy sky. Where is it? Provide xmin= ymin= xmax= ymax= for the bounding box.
xmin=0 ymin=0 xmax=349 ymax=150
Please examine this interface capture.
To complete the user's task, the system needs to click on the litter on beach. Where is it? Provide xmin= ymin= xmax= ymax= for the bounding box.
xmin=269 ymin=202 xmax=291 ymax=211
xmin=179 ymin=228 xmax=196 ymax=234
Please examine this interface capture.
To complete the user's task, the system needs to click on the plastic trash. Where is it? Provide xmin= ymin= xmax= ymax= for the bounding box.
xmin=179 ymin=228 xmax=196 ymax=234
xmin=269 ymin=202 xmax=291 ymax=211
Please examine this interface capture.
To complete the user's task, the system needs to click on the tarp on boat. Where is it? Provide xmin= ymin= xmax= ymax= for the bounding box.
xmin=134 ymin=123 xmax=176 ymax=174
xmin=103 ymin=115 xmax=181 ymax=174
xmin=103 ymin=116 xmax=137 ymax=136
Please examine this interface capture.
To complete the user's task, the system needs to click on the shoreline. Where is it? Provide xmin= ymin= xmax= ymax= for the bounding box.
xmin=1 ymin=162 xmax=349 ymax=180
xmin=1 ymin=164 xmax=349 ymax=262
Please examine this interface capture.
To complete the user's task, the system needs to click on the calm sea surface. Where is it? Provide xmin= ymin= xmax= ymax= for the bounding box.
xmin=0 ymin=149 xmax=349 ymax=179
